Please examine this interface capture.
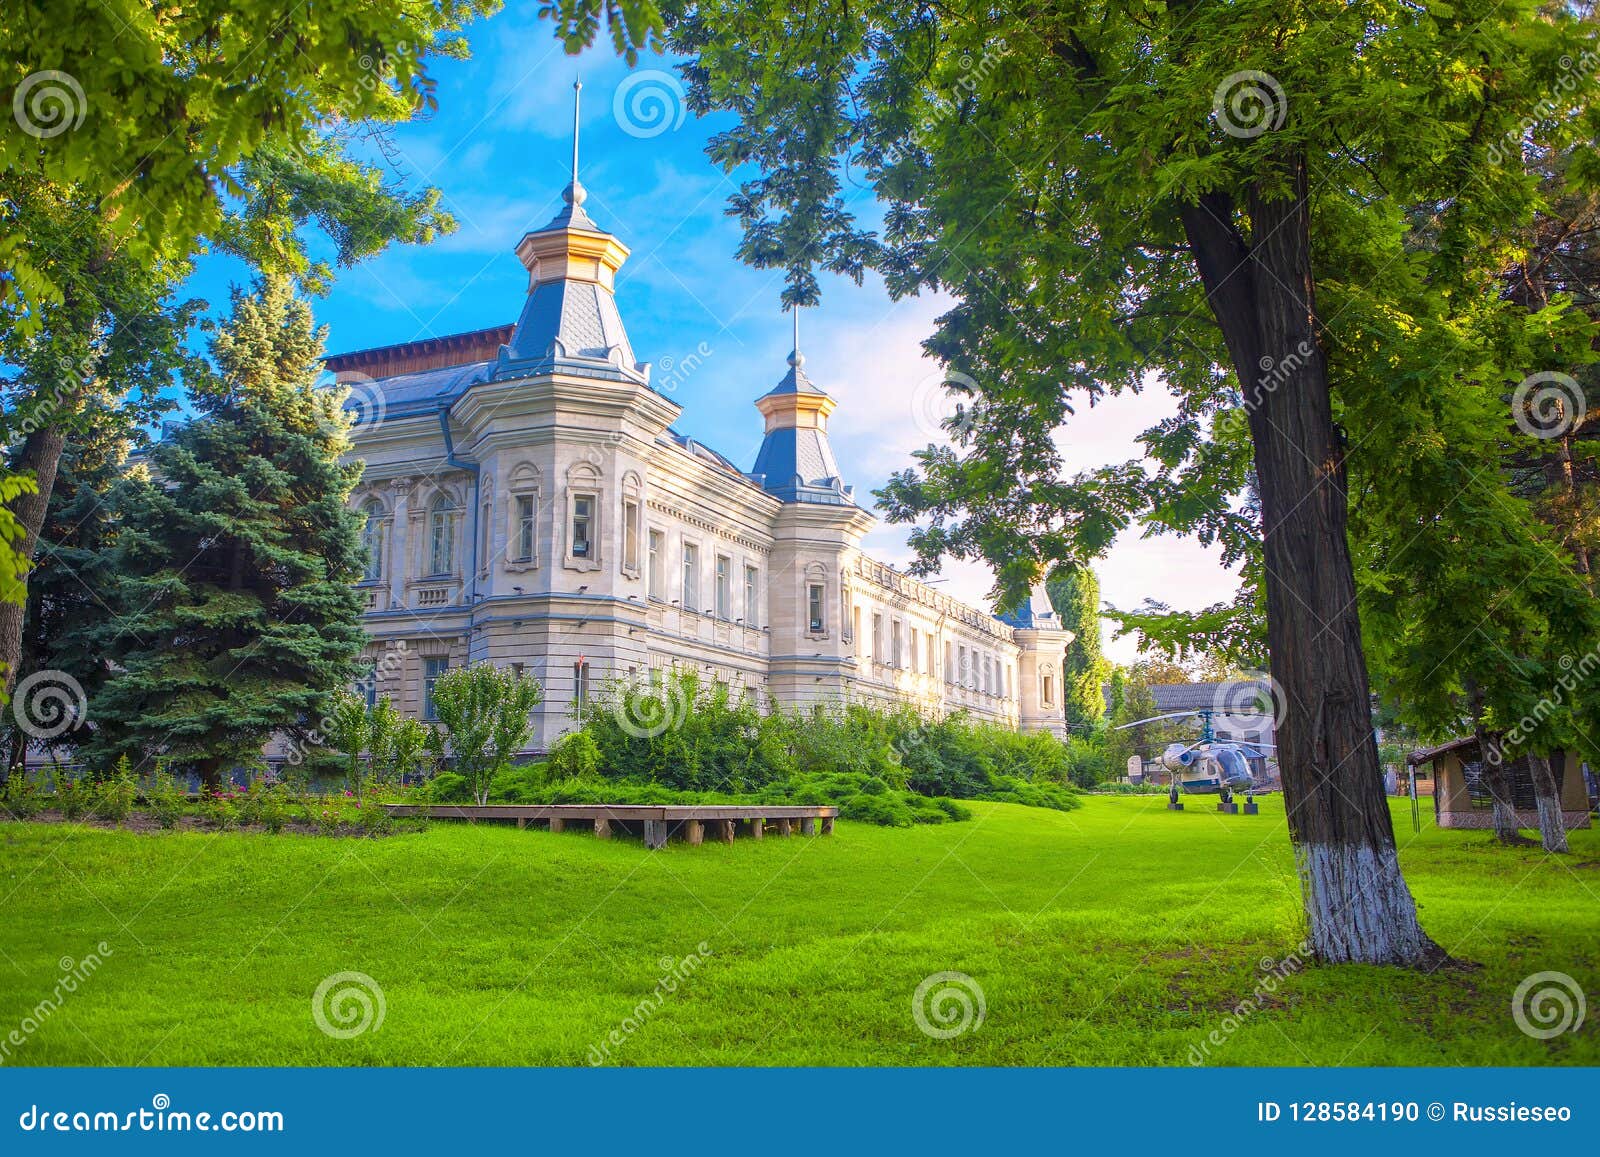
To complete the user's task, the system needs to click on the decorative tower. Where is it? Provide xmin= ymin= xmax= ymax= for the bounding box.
xmin=753 ymin=312 xmax=875 ymax=710
xmin=495 ymin=80 xmax=645 ymax=379
xmin=1004 ymin=583 xmax=1075 ymax=739
xmin=459 ymin=80 xmax=676 ymax=749
xmin=750 ymin=311 xmax=852 ymax=506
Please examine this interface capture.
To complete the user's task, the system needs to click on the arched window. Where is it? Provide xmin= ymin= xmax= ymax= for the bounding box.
xmin=360 ymin=500 xmax=386 ymax=582
xmin=507 ymin=463 xmax=541 ymax=568
xmin=428 ymin=494 xmax=457 ymax=576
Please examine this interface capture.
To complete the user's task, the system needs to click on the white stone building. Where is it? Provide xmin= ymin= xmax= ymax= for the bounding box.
xmin=332 ymin=158 xmax=1072 ymax=750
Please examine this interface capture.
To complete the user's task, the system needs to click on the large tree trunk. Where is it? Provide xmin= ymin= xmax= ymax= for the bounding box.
xmin=1528 ymin=752 xmax=1569 ymax=854
xmin=0 ymin=423 xmax=68 ymax=700
xmin=1179 ymin=152 xmax=1438 ymax=965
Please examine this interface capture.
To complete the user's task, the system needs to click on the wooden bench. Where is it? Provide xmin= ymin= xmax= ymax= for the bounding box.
xmin=380 ymin=803 xmax=838 ymax=848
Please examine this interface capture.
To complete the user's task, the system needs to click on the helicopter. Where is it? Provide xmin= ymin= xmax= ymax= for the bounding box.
xmin=1114 ymin=707 xmax=1275 ymax=814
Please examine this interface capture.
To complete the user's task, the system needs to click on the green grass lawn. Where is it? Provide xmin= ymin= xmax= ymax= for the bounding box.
xmin=1 ymin=796 xmax=1596 ymax=1066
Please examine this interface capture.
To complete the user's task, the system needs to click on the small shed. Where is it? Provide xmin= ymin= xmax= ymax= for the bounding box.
xmin=1406 ymin=738 xmax=1592 ymax=831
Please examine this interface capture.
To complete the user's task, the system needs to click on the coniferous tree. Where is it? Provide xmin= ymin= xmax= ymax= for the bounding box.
xmin=87 ymin=280 xmax=367 ymax=784
xmin=1046 ymin=565 xmax=1108 ymax=735
xmin=7 ymin=390 xmax=137 ymax=771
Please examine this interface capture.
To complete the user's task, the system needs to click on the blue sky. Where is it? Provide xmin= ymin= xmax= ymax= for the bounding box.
xmin=186 ymin=11 xmax=1240 ymax=663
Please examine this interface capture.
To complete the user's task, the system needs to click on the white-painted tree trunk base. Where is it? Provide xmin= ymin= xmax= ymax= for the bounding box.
xmin=1297 ymin=842 xmax=1434 ymax=965
xmin=1535 ymin=795 xmax=1569 ymax=854
xmin=1491 ymin=800 xmax=1521 ymax=843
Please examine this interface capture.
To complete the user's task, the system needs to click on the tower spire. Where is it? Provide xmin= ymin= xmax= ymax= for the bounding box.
xmin=557 ymin=77 xmax=590 ymax=222
xmin=571 ymin=78 xmax=581 ymax=190
xmin=789 ymin=306 xmax=803 ymax=368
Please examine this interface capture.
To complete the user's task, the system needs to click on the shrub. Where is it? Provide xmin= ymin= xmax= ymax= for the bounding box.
xmin=2 ymin=773 xmax=42 ymax=819
xmin=145 ymin=767 xmax=185 ymax=829
xmin=201 ymin=790 xmax=237 ymax=831
xmin=55 ymin=769 xmax=94 ymax=820
xmin=425 ymin=772 xmax=471 ymax=803
xmin=547 ymin=732 xmax=601 ymax=780
xmin=355 ymin=797 xmax=391 ymax=836
xmin=432 ymin=665 xmax=545 ymax=804
xmin=97 ymin=762 xmax=137 ymax=824
xmin=259 ymin=785 xmax=289 ymax=832
xmin=487 ymin=762 xmax=549 ymax=802
xmin=312 ymin=805 xmax=342 ymax=837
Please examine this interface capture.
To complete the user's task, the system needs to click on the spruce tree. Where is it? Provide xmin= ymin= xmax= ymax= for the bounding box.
xmin=1046 ymin=566 xmax=1107 ymax=735
xmin=8 ymin=391 xmax=133 ymax=770
xmin=88 ymin=280 xmax=367 ymax=784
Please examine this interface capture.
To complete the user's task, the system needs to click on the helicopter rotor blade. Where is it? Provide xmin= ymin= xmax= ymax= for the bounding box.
xmin=1111 ymin=710 xmax=1206 ymax=731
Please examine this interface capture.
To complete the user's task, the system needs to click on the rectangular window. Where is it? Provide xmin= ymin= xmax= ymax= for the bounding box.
xmin=429 ymin=510 xmax=453 ymax=575
xmin=356 ymin=662 xmax=378 ymax=709
xmin=571 ymin=494 xmax=594 ymax=559
xmin=423 ymin=658 xmax=448 ymax=721
xmin=682 ymin=542 xmax=700 ymax=610
xmin=944 ymin=640 xmax=953 ymax=682
xmin=928 ymin=635 xmax=937 ymax=677
xmin=515 ymin=496 xmax=536 ymax=563
xmin=909 ymin=628 xmax=919 ymax=674
xmin=872 ymin=613 xmax=884 ymax=661
xmin=648 ymin=529 xmax=664 ymax=598
xmin=574 ymin=661 xmax=589 ymax=709
xmin=808 ymin=584 xmax=825 ymax=634
xmin=891 ymin=620 xmax=903 ymax=668
xmin=744 ymin=565 xmax=759 ymax=625
xmin=361 ymin=512 xmax=385 ymax=582
xmin=715 ymin=555 xmax=732 ymax=619
xmin=958 ymin=645 xmax=969 ymax=688
xmin=1042 ymin=673 xmax=1054 ymax=707
xmin=623 ymin=500 xmax=640 ymax=572
xmin=479 ymin=502 xmax=492 ymax=574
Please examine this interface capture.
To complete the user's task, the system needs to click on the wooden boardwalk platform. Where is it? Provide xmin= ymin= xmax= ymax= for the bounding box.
xmin=380 ymin=803 xmax=837 ymax=848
